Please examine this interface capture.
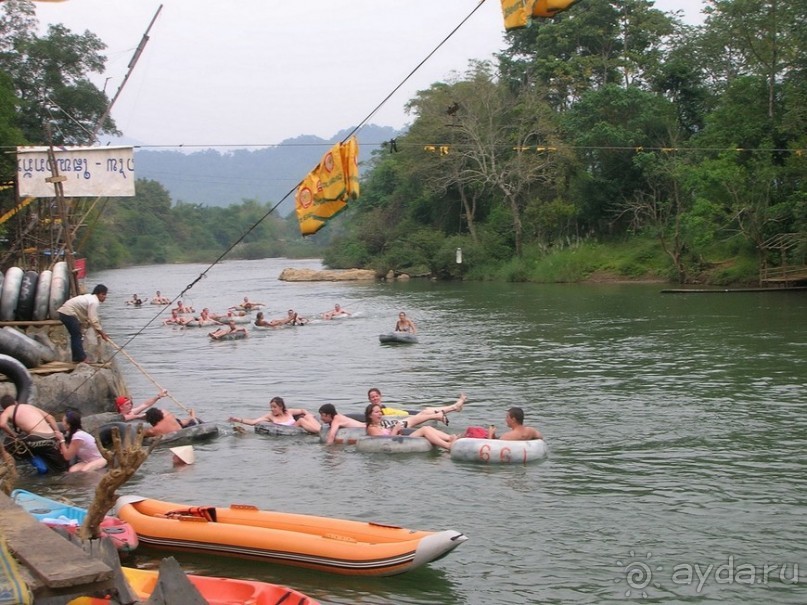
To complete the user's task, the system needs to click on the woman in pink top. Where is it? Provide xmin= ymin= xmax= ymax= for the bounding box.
xmin=58 ymin=411 xmax=107 ymax=472
xmin=229 ymin=396 xmax=320 ymax=434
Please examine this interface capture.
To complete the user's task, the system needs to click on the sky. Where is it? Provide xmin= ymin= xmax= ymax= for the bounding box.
xmin=32 ymin=0 xmax=707 ymax=149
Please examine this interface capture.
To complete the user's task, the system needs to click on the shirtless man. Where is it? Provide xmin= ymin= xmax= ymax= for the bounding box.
xmin=143 ymin=407 xmax=199 ymax=437
xmin=164 ymin=309 xmax=192 ymax=326
xmin=152 ymin=291 xmax=170 ymax=304
xmin=488 ymin=407 xmax=543 ymax=440
xmin=267 ymin=309 xmax=306 ymax=327
xmin=209 ymin=320 xmax=247 ymax=340
xmin=173 ymin=300 xmax=194 ymax=314
xmin=0 ymin=394 xmax=69 ymax=472
xmin=318 ymin=403 xmax=365 ymax=445
xmin=233 ymin=296 xmax=264 ymax=311
xmin=322 ymin=303 xmax=350 ymax=320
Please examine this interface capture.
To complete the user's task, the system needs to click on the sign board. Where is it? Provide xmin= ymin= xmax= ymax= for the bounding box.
xmin=16 ymin=146 xmax=136 ymax=197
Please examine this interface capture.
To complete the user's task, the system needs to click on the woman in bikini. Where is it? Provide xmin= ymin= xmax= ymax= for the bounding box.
xmin=395 ymin=311 xmax=416 ymax=334
xmin=228 ymin=396 xmax=320 ymax=434
xmin=364 ymin=403 xmax=457 ymax=450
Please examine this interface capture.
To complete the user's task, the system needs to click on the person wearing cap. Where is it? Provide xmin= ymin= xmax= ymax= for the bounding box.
xmin=115 ymin=389 xmax=168 ymax=421
xmin=57 ymin=284 xmax=110 ymax=363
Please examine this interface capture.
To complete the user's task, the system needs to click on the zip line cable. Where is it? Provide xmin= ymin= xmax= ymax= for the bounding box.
xmin=109 ymin=0 xmax=493 ymax=352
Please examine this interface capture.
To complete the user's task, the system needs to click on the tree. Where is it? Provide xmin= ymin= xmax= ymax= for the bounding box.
xmin=499 ymin=0 xmax=675 ymax=109
xmin=563 ymin=84 xmax=680 ymax=233
xmin=0 ymin=0 xmax=116 ymax=145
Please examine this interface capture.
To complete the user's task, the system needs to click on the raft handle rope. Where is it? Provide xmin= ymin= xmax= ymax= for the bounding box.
xmin=109 ymin=339 xmax=190 ymax=413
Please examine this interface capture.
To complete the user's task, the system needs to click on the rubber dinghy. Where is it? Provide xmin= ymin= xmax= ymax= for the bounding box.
xmin=120 ymin=563 xmax=319 ymax=605
xmin=379 ymin=331 xmax=418 ymax=344
xmin=11 ymin=489 xmax=138 ymax=553
xmin=114 ymin=495 xmax=468 ymax=576
xmin=450 ymin=438 xmax=548 ymax=464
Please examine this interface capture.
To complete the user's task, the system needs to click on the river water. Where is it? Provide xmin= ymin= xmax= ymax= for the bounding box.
xmin=16 ymin=258 xmax=807 ymax=604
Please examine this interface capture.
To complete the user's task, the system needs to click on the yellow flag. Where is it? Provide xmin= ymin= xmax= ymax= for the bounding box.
xmin=295 ymin=171 xmax=325 ymax=236
xmin=532 ymin=0 xmax=577 ymax=18
xmin=316 ymin=142 xmax=348 ymax=202
xmin=341 ymin=135 xmax=360 ymax=200
xmin=501 ymin=0 xmax=531 ymax=30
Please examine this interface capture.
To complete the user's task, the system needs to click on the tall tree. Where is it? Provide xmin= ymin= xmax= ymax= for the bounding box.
xmin=0 ymin=0 xmax=116 ymax=145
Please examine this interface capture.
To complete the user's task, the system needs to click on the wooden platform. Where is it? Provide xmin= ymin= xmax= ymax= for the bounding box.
xmin=662 ymin=286 xmax=807 ymax=294
xmin=0 ymin=360 xmax=112 ymax=380
xmin=0 ymin=492 xmax=112 ymax=594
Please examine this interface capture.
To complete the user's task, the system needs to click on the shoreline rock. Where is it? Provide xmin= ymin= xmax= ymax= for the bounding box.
xmin=278 ymin=268 xmax=377 ymax=282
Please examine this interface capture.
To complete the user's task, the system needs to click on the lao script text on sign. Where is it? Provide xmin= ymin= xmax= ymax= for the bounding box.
xmin=16 ymin=146 xmax=136 ymax=198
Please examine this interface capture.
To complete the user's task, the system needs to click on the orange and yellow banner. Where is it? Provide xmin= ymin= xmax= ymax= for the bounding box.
xmin=295 ymin=136 xmax=360 ymax=236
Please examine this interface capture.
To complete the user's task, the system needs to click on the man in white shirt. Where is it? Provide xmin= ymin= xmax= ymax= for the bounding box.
xmin=57 ymin=284 xmax=109 ymax=363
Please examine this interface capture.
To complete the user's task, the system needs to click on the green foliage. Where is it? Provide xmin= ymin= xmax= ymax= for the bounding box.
xmin=0 ymin=3 xmax=115 ymax=144
xmin=2 ymin=0 xmax=804 ymax=287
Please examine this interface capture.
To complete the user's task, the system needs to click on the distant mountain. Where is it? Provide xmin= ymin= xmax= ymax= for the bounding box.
xmin=129 ymin=125 xmax=398 ymax=215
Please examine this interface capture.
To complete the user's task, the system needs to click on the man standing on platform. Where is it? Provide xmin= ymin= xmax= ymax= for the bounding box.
xmin=57 ymin=284 xmax=109 ymax=363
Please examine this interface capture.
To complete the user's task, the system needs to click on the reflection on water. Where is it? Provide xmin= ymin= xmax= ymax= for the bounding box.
xmin=15 ymin=260 xmax=807 ymax=604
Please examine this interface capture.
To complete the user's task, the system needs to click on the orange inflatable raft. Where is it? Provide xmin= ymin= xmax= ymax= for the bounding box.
xmin=114 ymin=495 xmax=467 ymax=576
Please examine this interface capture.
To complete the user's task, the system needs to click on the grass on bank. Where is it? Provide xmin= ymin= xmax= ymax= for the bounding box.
xmin=461 ymin=237 xmax=762 ymax=285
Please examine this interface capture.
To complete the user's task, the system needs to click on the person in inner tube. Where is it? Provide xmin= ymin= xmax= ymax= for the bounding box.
xmin=487 ymin=407 xmax=543 ymax=441
xmin=144 ymin=407 xmax=200 ymax=437
xmin=0 ymin=394 xmax=69 ymax=472
xmin=115 ymin=390 xmax=168 ymax=421
xmin=208 ymin=320 xmax=246 ymax=339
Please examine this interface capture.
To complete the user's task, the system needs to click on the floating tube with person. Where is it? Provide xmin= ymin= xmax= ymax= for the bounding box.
xmin=378 ymin=332 xmax=418 ymax=344
xmin=0 ymin=354 xmax=67 ymax=473
xmin=254 ymin=422 xmax=313 ymax=437
xmin=450 ymin=437 xmax=548 ymax=464
xmin=97 ymin=420 xmax=220 ymax=449
xmin=355 ymin=435 xmax=434 ymax=454
xmin=318 ymin=426 xmax=366 ymax=445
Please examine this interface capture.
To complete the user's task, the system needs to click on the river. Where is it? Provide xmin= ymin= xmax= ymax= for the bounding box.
xmin=16 ymin=258 xmax=807 ymax=604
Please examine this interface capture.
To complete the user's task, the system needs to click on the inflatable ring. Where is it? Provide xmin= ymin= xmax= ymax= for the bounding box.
xmin=0 ymin=353 xmax=33 ymax=403
xmin=450 ymin=438 xmax=548 ymax=464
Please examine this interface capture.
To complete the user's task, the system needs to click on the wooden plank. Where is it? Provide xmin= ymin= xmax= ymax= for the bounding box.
xmin=0 ymin=492 xmax=112 ymax=588
xmin=0 ymin=320 xmax=61 ymax=327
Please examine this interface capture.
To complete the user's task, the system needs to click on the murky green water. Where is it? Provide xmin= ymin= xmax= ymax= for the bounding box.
xmin=18 ymin=259 xmax=806 ymax=604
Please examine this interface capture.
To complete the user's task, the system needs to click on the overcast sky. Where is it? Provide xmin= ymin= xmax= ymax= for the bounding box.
xmin=33 ymin=0 xmax=707 ymax=149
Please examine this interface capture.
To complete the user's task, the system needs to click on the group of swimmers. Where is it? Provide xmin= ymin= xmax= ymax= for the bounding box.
xmin=228 ymin=387 xmax=543 ymax=451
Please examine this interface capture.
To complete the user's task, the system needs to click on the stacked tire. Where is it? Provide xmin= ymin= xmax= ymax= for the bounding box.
xmin=0 ymin=261 xmax=69 ymax=322
xmin=0 ymin=262 xmax=68 ymax=367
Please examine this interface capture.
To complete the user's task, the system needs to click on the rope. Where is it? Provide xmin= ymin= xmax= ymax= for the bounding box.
xmin=109 ymin=339 xmax=189 ymax=412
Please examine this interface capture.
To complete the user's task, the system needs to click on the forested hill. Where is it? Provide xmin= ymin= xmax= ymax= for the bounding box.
xmin=132 ymin=124 xmax=397 ymax=214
